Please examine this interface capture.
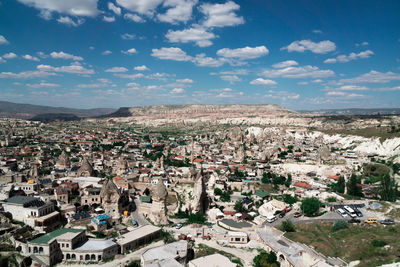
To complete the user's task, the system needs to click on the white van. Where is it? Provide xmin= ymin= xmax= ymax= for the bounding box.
xmin=343 ymin=206 xmax=357 ymax=218
xmin=337 ymin=208 xmax=348 ymax=218
xmin=267 ymin=215 xmax=277 ymax=223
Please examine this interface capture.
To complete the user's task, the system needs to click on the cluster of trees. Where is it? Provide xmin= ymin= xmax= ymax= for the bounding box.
xmin=262 ymin=172 xmax=292 ymax=188
xmin=214 ymin=188 xmax=232 ymax=202
xmin=253 ymin=250 xmax=279 ymax=267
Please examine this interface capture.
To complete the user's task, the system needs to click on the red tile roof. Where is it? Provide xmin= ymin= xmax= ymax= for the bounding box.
xmin=294 ymin=182 xmax=311 ymax=189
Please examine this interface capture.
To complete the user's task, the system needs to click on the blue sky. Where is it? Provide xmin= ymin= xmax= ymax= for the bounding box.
xmin=0 ymin=0 xmax=399 ymax=110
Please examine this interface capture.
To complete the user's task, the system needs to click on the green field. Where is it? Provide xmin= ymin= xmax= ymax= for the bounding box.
xmin=284 ymin=222 xmax=400 ymax=266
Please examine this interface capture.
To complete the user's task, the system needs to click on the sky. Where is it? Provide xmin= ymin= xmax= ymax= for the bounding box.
xmin=0 ymin=0 xmax=399 ymax=110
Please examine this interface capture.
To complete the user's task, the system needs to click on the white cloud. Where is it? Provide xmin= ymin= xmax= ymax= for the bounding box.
xmin=0 ymin=70 xmax=56 ymax=79
xmin=101 ymin=50 xmax=112 ymax=55
xmin=37 ymin=62 xmax=94 ymax=75
xmin=217 ymin=46 xmax=269 ymax=60
xmin=134 ymin=65 xmax=149 ymax=71
xmin=297 ymin=81 xmax=308 ymax=85
xmin=336 ymin=85 xmax=368 ymax=91
xmin=108 ymin=2 xmax=121 ymax=15
xmin=50 ymin=51 xmax=83 ymax=61
xmin=116 ymin=0 xmax=163 ymax=15
xmin=193 ymin=53 xmax=223 ymax=67
xmin=355 ymin=41 xmax=369 ymax=47
xmin=261 ymin=65 xmax=335 ymax=79
xmin=200 ymin=1 xmax=244 ymax=28
xmin=220 ymin=75 xmax=241 ymax=83
xmin=339 ymin=70 xmax=400 ymax=84
xmin=281 ymin=40 xmax=336 ymax=54
xmin=57 ymin=16 xmax=85 ymax=27
xmin=210 ymin=69 xmax=248 ymax=76
xmin=114 ymin=73 xmax=145 ymax=79
xmin=272 ymin=60 xmax=298 ymax=68
xmin=121 ymin=48 xmax=137 ymax=54
xmin=22 ymin=54 xmax=40 ymax=61
xmin=16 ymin=0 xmax=100 ymax=17
xmin=27 ymin=82 xmax=60 ymax=88
xmin=0 ymin=35 xmax=9 ymax=45
xmin=124 ymin=13 xmax=145 ymax=22
xmin=312 ymin=29 xmax=323 ymax=34
xmin=176 ymin=78 xmax=193 ymax=83
xmin=0 ymin=57 xmax=5 ymax=64
xmin=324 ymin=50 xmax=374 ymax=63
xmin=288 ymin=94 xmax=300 ymax=99
xmin=151 ymin=47 xmax=192 ymax=61
xmin=37 ymin=52 xmax=48 ymax=58
xmin=103 ymin=16 xmax=115 ymax=22
xmin=326 ymin=91 xmax=366 ymax=98
xmin=170 ymin=88 xmax=185 ymax=94
xmin=165 ymin=27 xmax=216 ymax=47
xmin=121 ymin=33 xmax=135 ymax=40
xmin=250 ymin=78 xmax=277 ymax=85
xmin=312 ymin=79 xmax=323 ymax=83
xmin=105 ymin=67 xmax=128 ymax=73
xmin=3 ymin=52 xmax=17 ymax=59
xmin=157 ymin=0 xmax=198 ymax=24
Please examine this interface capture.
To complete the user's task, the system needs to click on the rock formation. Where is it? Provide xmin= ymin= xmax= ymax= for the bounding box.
xmin=150 ymin=178 xmax=169 ymax=225
xmin=190 ymin=170 xmax=207 ymax=214
xmin=100 ymin=178 xmax=130 ymax=219
xmin=56 ymin=151 xmax=70 ymax=170
xmin=77 ymin=157 xmax=95 ymax=177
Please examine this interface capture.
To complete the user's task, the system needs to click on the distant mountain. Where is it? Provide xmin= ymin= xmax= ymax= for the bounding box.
xmin=29 ymin=113 xmax=81 ymax=123
xmin=103 ymin=104 xmax=295 ymax=119
xmin=298 ymin=108 xmax=400 ymax=116
xmin=0 ymin=101 xmax=116 ymax=119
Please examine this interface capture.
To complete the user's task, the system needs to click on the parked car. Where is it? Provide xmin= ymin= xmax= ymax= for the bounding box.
xmin=354 ymin=207 xmax=363 ymax=217
xmin=267 ymin=215 xmax=277 ymax=223
xmin=364 ymin=218 xmax=378 ymax=224
xmin=293 ymin=212 xmax=302 ymax=218
xmin=175 ymin=223 xmax=183 ymax=229
xmin=279 ymin=212 xmax=286 ymax=218
xmin=349 ymin=218 xmax=361 ymax=223
xmin=380 ymin=218 xmax=395 ymax=225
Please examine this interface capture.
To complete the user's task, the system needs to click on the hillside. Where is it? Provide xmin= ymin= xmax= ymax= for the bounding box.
xmin=298 ymin=108 xmax=400 ymax=115
xmin=0 ymin=101 xmax=116 ymax=119
xmin=104 ymin=104 xmax=295 ymax=119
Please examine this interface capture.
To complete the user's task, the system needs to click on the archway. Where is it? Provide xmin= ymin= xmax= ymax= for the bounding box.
xmin=85 ymin=254 xmax=90 ymax=261
xmin=91 ymin=254 xmax=96 ymax=260
xmin=66 ymin=254 xmax=70 ymax=260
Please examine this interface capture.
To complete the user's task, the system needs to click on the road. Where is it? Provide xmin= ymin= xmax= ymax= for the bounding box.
xmin=131 ymin=198 xmax=149 ymax=226
xmin=268 ymin=210 xmax=344 ymax=227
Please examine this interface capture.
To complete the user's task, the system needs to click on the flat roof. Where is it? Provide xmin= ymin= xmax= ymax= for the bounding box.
xmin=142 ymin=241 xmax=187 ymax=261
xmin=116 ymin=225 xmax=160 ymax=246
xmin=220 ymin=219 xmax=252 ymax=229
xmin=190 ymin=254 xmax=236 ymax=267
xmin=30 ymin=228 xmax=84 ymax=244
xmin=75 ymin=239 xmax=116 ymax=251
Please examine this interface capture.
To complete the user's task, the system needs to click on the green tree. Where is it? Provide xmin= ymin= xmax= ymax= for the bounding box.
xmin=380 ymin=173 xmax=398 ymax=202
xmin=234 ymin=200 xmax=246 ymax=213
xmin=253 ymin=251 xmax=279 ymax=267
xmin=346 ymin=174 xmax=363 ymax=197
xmin=214 ymin=188 xmax=222 ymax=195
xmin=300 ymin=197 xmax=321 ymax=217
xmin=280 ymin=219 xmax=296 ymax=232
xmin=262 ymin=172 xmax=270 ymax=184
xmin=282 ymin=194 xmax=297 ymax=205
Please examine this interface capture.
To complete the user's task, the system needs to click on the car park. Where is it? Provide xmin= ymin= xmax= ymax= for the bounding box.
xmin=364 ymin=218 xmax=378 ymax=224
xmin=380 ymin=218 xmax=395 ymax=225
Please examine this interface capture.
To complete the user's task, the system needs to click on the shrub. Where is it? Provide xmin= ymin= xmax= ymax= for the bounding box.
xmin=333 ymin=220 xmax=348 ymax=231
xmin=371 ymin=240 xmax=387 ymax=247
xmin=300 ymin=197 xmax=321 ymax=217
xmin=280 ymin=220 xmax=296 ymax=232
